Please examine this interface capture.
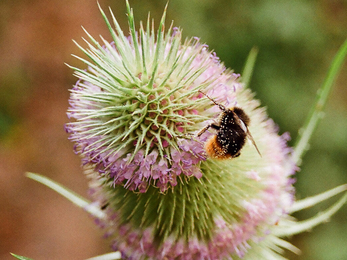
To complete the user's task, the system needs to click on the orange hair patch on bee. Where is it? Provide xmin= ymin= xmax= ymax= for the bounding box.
xmin=205 ymin=135 xmax=232 ymax=160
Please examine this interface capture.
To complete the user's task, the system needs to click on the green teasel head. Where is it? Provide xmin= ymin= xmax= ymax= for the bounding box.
xmin=62 ymin=1 xmax=347 ymax=259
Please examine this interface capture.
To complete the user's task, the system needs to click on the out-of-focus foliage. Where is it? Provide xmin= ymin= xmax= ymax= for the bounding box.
xmin=0 ymin=0 xmax=346 ymax=260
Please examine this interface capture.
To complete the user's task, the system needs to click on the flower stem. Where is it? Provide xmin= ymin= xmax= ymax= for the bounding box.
xmin=293 ymin=38 xmax=347 ymax=165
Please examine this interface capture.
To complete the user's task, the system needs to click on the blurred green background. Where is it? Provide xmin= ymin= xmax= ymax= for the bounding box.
xmin=0 ymin=0 xmax=346 ymax=259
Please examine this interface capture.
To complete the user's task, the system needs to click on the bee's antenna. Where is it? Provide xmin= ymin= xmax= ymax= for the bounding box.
xmin=198 ymin=90 xmax=226 ymax=111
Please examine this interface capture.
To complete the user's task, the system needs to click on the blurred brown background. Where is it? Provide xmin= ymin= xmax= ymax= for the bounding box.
xmin=0 ymin=0 xmax=346 ymax=260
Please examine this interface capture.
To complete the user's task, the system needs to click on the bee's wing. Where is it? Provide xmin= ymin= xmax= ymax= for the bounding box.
xmin=235 ymin=113 xmax=262 ymax=157
xmin=245 ymin=129 xmax=262 ymax=157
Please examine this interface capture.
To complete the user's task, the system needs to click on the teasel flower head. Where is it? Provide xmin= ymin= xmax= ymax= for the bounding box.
xmin=66 ymin=2 xmax=228 ymax=193
xmin=61 ymin=2 xmax=347 ymax=260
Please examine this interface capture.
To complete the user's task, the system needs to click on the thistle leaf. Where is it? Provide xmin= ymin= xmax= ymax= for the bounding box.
xmin=242 ymin=46 xmax=259 ymax=88
xmin=85 ymin=251 xmax=122 ymax=260
xmin=10 ymin=253 xmax=33 ymax=260
xmin=275 ymin=192 xmax=347 ymax=236
xmin=25 ymin=172 xmax=106 ymax=219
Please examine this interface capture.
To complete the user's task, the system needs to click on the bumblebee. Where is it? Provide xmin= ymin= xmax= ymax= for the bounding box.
xmin=197 ymin=91 xmax=261 ymax=159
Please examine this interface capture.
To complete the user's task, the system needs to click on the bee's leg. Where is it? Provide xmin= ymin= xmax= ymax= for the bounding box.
xmin=196 ymin=125 xmax=210 ymax=137
xmin=196 ymin=123 xmax=220 ymax=137
xmin=210 ymin=124 xmax=220 ymax=130
xmin=233 ymin=151 xmax=241 ymax=158
xmin=101 ymin=203 xmax=109 ymax=210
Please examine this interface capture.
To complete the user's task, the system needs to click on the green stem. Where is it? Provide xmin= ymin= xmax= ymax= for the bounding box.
xmin=293 ymin=39 xmax=347 ymax=165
